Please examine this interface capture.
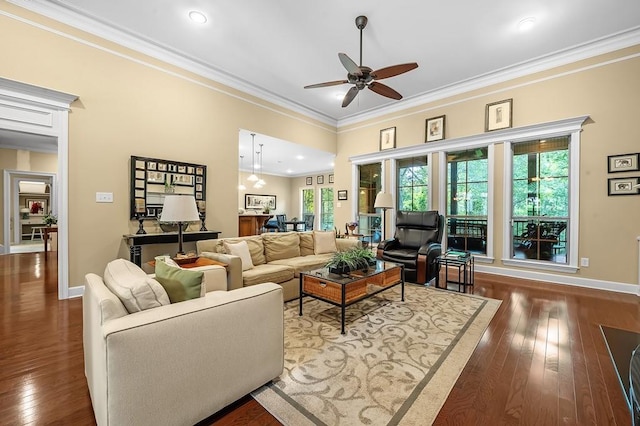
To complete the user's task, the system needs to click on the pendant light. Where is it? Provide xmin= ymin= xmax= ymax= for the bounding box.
xmin=255 ymin=143 xmax=266 ymax=187
xmin=247 ymin=133 xmax=258 ymax=182
xmin=238 ymin=155 xmax=246 ymax=191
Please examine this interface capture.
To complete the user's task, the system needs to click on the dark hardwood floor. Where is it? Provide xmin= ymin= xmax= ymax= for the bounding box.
xmin=1 ymin=252 xmax=637 ymax=425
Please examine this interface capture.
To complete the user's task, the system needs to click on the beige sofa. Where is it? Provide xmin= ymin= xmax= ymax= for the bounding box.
xmin=83 ymin=259 xmax=284 ymax=426
xmin=196 ymin=231 xmax=360 ymax=301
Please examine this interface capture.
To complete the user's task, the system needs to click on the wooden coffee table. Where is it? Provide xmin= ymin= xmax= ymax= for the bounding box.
xmin=299 ymin=261 xmax=404 ymax=334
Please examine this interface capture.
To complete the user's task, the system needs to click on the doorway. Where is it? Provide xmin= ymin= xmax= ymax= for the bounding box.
xmin=4 ymin=170 xmax=57 ymax=254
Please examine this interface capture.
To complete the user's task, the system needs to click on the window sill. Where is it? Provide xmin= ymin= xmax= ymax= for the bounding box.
xmin=471 ymin=255 xmax=494 ymax=264
xmin=502 ymin=258 xmax=578 ymax=274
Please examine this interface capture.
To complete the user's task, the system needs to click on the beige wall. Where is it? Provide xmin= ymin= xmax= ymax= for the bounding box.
xmin=335 ymin=46 xmax=640 ymax=288
xmin=0 ymin=4 xmax=335 ymax=286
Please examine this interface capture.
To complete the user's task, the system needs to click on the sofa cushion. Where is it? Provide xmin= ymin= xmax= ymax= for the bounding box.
xmin=218 ymin=236 xmax=266 ymax=266
xmin=242 ymin=264 xmax=295 ymax=287
xmin=262 ymin=232 xmax=300 ymax=262
xmin=313 ymin=231 xmax=337 ymax=254
xmin=299 ymin=232 xmax=315 ymax=256
xmin=103 ymin=258 xmax=170 ymax=313
xmin=270 ymin=254 xmax=333 ymax=276
xmin=155 ymin=260 xmax=204 ymax=303
xmin=224 ymin=240 xmax=254 ymax=271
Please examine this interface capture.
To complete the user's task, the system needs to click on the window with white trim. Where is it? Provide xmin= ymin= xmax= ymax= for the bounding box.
xmin=397 ymin=156 xmax=428 ymax=211
xmin=510 ymin=137 xmax=569 ymax=264
xmin=446 ymin=148 xmax=489 ymax=255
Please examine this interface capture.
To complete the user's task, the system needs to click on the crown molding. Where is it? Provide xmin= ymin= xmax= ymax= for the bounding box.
xmin=0 ymin=76 xmax=78 ymax=109
xmin=7 ymin=1 xmax=640 ymax=129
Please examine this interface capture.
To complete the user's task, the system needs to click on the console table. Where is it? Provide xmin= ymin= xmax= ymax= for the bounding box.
xmin=123 ymin=231 xmax=220 ymax=266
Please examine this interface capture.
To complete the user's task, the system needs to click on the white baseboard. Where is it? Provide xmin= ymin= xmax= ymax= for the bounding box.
xmin=68 ymin=285 xmax=84 ymax=298
xmin=475 ymin=264 xmax=639 ymax=295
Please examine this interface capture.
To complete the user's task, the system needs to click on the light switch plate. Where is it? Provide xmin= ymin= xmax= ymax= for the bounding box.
xmin=96 ymin=192 xmax=113 ymax=203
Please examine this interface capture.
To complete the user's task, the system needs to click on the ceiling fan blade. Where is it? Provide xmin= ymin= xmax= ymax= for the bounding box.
xmin=371 ymin=62 xmax=419 ymax=80
xmin=368 ymin=81 xmax=402 ymax=100
xmin=342 ymin=86 xmax=359 ymax=107
xmin=338 ymin=53 xmax=362 ymax=76
xmin=304 ymin=80 xmax=349 ymax=89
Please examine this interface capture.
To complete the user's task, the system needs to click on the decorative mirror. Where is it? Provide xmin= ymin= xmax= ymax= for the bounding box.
xmin=129 ymin=155 xmax=207 ymax=219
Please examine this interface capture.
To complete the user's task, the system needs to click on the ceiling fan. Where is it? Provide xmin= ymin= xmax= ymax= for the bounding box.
xmin=304 ymin=15 xmax=418 ymax=108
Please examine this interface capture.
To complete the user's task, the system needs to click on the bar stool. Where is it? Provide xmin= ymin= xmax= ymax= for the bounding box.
xmin=31 ymin=226 xmax=45 ymax=241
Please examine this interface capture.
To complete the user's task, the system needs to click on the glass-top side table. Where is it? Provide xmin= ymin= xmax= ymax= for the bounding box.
xmin=435 ymin=250 xmax=474 ymax=293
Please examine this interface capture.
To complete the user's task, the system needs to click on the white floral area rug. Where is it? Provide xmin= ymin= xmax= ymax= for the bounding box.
xmin=252 ymin=283 xmax=501 ymax=425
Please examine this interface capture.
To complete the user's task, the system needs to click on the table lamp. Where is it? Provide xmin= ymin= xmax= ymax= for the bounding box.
xmin=159 ymin=195 xmax=200 ymax=255
xmin=374 ymin=191 xmax=394 ymax=241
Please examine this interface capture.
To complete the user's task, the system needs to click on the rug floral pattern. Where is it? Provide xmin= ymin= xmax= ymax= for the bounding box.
xmin=253 ymin=284 xmax=500 ymax=426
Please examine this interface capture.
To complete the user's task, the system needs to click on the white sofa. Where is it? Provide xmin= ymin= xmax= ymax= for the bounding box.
xmin=83 ymin=259 xmax=284 ymax=426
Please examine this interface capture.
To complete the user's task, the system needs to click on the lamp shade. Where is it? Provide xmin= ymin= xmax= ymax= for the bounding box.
xmin=160 ymin=195 xmax=200 ymax=223
xmin=374 ymin=191 xmax=394 ymax=209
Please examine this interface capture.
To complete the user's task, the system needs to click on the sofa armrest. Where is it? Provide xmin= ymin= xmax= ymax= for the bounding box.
xmin=187 ymin=265 xmax=227 ymax=292
xmin=99 ymin=283 xmax=283 ymax=426
xmin=336 ymin=238 xmax=361 ymax=251
xmin=199 ymin=252 xmax=243 ymax=290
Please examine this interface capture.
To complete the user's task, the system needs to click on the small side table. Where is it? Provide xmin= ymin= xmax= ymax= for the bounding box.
xmin=435 ymin=251 xmax=474 ymax=293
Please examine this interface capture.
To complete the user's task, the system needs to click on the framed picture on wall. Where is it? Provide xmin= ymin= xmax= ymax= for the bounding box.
xmin=607 ymin=177 xmax=640 ymax=196
xmin=306 ymin=176 xmax=313 ymax=185
xmin=317 ymin=175 xmax=324 ymax=184
xmin=607 ymin=153 xmax=639 ymax=173
xmin=425 ymin=115 xmax=445 ymax=142
xmin=485 ymin=98 xmax=512 ymax=131
xmin=337 ymin=190 xmax=348 ymax=200
xmin=380 ymin=127 xmax=396 ymax=150
xmin=328 ymin=174 xmax=334 ymax=183
xmin=245 ymin=194 xmax=277 ymax=210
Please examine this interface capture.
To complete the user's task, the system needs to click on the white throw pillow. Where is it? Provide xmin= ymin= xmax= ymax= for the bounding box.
xmin=313 ymin=231 xmax=338 ymax=255
xmin=103 ymin=258 xmax=170 ymax=313
xmin=224 ymin=240 xmax=255 ymax=271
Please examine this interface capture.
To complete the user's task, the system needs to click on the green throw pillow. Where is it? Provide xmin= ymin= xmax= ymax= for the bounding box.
xmin=154 ymin=260 xmax=204 ymax=303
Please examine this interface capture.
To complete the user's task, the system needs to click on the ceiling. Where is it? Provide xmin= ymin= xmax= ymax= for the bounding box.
xmin=7 ymin=0 xmax=640 ymax=175
xmin=238 ymin=129 xmax=334 ymax=178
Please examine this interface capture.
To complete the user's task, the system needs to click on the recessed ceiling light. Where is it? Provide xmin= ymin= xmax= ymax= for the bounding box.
xmin=296 ymin=155 xmax=304 ymax=160
xmin=517 ymin=17 xmax=536 ymax=32
xmin=189 ymin=11 xmax=207 ymax=24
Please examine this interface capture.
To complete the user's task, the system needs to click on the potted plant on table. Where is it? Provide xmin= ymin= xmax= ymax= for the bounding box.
xmin=325 ymin=246 xmax=376 ymax=275
xmin=43 ymin=212 xmax=57 ymax=227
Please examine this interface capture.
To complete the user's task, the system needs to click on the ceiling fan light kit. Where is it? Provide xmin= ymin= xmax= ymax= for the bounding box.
xmin=304 ymin=15 xmax=418 ymax=107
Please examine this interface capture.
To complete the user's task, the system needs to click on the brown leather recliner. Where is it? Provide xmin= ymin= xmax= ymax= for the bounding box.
xmin=376 ymin=210 xmax=444 ymax=284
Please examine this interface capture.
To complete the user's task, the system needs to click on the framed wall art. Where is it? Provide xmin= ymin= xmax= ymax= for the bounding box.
xmin=130 ymin=155 xmax=206 ymax=219
xmin=425 ymin=115 xmax=445 ymax=142
xmin=607 ymin=177 xmax=640 ymax=196
xmin=245 ymin=194 xmax=276 ymax=210
xmin=328 ymin=174 xmax=334 ymax=184
xmin=485 ymin=98 xmax=512 ymax=132
xmin=607 ymin=153 xmax=639 ymax=173
xmin=317 ymin=175 xmax=324 ymax=185
xmin=380 ymin=127 xmax=396 ymax=150
xmin=337 ymin=190 xmax=348 ymax=201
xmin=306 ymin=176 xmax=313 ymax=185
